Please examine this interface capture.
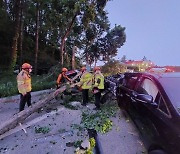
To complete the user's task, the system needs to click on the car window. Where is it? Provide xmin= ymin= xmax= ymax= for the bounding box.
xmin=124 ymin=76 xmax=138 ymax=89
xmin=137 ymin=78 xmax=158 ymax=101
xmin=159 ymin=77 xmax=180 ymax=111
xmin=158 ymin=96 xmax=169 ymax=115
xmin=155 ymin=93 xmax=170 ymax=115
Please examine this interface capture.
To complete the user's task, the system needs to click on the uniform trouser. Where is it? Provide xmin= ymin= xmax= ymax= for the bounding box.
xmin=82 ymin=89 xmax=89 ymax=105
xmin=95 ymin=90 xmax=102 ymax=109
xmin=19 ymin=92 xmax=31 ymax=112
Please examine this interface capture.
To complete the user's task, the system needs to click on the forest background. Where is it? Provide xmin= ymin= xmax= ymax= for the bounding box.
xmin=0 ymin=0 xmax=126 ymax=97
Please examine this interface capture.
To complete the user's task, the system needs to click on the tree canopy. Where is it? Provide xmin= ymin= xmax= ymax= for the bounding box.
xmin=0 ymin=0 xmax=126 ymax=74
xmin=101 ymin=59 xmax=126 ymax=76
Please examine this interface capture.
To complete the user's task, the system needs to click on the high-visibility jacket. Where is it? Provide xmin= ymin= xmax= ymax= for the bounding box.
xmin=56 ymin=73 xmax=71 ymax=86
xmin=93 ymin=72 xmax=104 ymax=89
xmin=17 ymin=70 xmax=32 ymax=95
xmin=79 ymin=71 xmax=92 ymax=89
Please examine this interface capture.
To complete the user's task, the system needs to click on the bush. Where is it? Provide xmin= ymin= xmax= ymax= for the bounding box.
xmin=0 ymin=73 xmax=56 ymax=97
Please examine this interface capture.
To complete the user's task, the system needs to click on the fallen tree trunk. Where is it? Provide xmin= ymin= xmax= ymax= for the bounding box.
xmin=0 ymin=106 xmax=65 ymax=140
xmin=0 ymin=85 xmax=69 ymax=135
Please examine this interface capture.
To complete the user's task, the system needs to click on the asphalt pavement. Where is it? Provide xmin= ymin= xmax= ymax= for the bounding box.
xmin=0 ymin=90 xmax=147 ymax=154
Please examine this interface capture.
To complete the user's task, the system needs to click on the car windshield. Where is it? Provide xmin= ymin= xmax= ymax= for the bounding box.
xmin=160 ymin=77 xmax=180 ymax=113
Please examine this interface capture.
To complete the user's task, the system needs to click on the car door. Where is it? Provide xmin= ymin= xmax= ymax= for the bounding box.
xmin=134 ymin=77 xmax=159 ymax=116
xmin=117 ymin=73 xmax=139 ymax=110
xmin=131 ymin=77 xmax=164 ymax=143
xmin=134 ymin=77 xmax=176 ymax=153
xmin=149 ymin=92 xmax=178 ymax=153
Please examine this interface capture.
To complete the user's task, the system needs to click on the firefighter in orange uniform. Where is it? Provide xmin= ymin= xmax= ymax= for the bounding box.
xmin=56 ymin=67 xmax=72 ymax=89
xmin=17 ymin=63 xmax=32 ymax=112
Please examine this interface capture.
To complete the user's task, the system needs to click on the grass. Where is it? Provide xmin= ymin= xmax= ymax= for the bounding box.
xmin=0 ymin=74 xmax=18 ymax=97
xmin=0 ymin=73 xmax=56 ymax=97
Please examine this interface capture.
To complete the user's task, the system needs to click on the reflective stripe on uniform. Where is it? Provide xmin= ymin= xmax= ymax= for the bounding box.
xmin=80 ymin=72 xmax=92 ymax=89
xmin=17 ymin=81 xmax=25 ymax=84
xmin=93 ymin=73 xmax=104 ymax=89
xmin=17 ymin=70 xmax=32 ymax=94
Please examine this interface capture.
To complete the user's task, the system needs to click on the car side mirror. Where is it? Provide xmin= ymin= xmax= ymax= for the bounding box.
xmin=136 ymin=94 xmax=153 ymax=103
xmin=135 ymin=94 xmax=158 ymax=108
xmin=150 ymin=102 xmax=158 ymax=108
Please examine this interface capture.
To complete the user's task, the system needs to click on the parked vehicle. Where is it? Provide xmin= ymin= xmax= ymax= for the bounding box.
xmin=116 ymin=72 xmax=180 ymax=154
xmin=101 ymin=74 xmax=124 ymax=104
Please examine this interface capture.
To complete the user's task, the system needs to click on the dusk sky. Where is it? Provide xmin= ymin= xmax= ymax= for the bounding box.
xmin=105 ymin=0 xmax=180 ymax=66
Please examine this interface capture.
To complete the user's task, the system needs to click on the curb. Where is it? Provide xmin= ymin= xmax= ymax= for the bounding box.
xmin=0 ymin=89 xmax=54 ymax=103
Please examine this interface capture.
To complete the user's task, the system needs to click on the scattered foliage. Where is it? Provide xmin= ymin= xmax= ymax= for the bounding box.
xmin=58 ymin=128 xmax=66 ymax=134
xmin=85 ymin=138 xmax=96 ymax=154
xmin=81 ymin=104 xmax=118 ymax=133
xmin=73 ymin=140 xmax=83 ymax=148
xmin=35 ymin=126 xmax=51 ymax=134
xmin=50 ymin=141 xmax=57 ymax=145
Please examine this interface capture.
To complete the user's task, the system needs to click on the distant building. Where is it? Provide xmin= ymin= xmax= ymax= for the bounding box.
xmin=124 ymin=60 xmax=155 ymax=72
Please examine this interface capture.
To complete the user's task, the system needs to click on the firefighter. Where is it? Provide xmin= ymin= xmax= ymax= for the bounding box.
xmin=56 ymin=67 xmax=72 ymax=89
xmin=78 ymin=67 xmax=92 ymax=106
xmin=17 ymin=63 xmax=32 ymax=112
xmin=92 ymin=67 xmax=104 ymax=110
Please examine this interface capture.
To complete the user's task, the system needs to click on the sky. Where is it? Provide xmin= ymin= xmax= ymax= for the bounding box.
xmin=105 ymin=0 xmax=180 ymax=66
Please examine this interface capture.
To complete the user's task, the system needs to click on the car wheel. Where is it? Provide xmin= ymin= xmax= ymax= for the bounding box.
xmin=148 ymin=149 xmax=167 ymax=154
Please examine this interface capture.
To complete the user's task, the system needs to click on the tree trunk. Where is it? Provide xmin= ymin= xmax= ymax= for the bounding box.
xmin=3 ymin=0 xmax=8 ymax=10
xmin=19 ymin=0 xmax=24 ymax=66
xmin=94 ymin=57 xmax=97 ymax=67
xmin=9 ymin=0 xmax=21 ymax=73
xmin=72 ymin=46 xmax=77 ymax=70
xmin=60 ymin=13 xmax=77 ymax=67
xmin=86 ymin=53 xmax=89 ymax=65
xmin=34 ymin=2 xmax=40 ymax=75
xmin=60 ymin=38 xmax=65 ymax=66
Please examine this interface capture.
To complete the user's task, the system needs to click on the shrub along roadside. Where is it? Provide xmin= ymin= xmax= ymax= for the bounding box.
xmin=0 ymin=74 xmax=56 ymax=98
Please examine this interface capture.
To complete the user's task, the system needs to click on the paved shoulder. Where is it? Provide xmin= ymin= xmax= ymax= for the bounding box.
xmin=98 ymin=110 xmax=147 ymax=154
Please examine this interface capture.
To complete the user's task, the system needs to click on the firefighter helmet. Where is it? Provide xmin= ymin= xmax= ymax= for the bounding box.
xmin=22 ymin=63 xmax=32 ymax=69
xmin=62 ymin=67 xmax=68 ymax=72
xmin=93 ymin=66 xmax=100 ymax=71
xmin=81 ymin=67 xmax=86 ymax=71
